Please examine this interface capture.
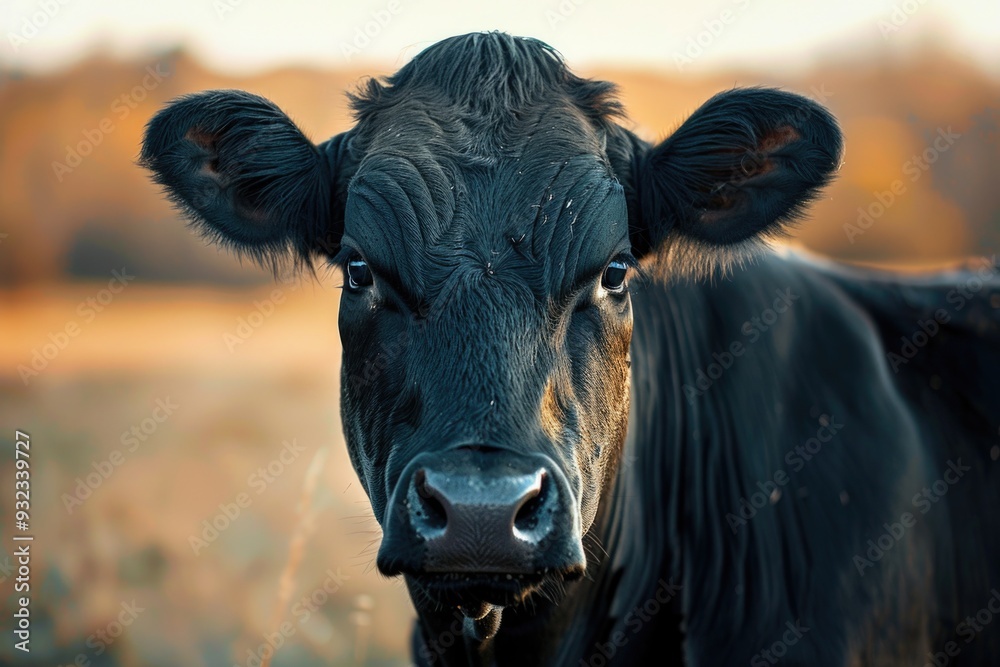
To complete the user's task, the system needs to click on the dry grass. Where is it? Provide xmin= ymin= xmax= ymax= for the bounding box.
xmin=0 ymin=284 xmax=412 ymax=666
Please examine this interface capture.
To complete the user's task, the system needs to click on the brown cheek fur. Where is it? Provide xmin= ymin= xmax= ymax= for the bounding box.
xmin=540 ymin=376 xmax=568 ymax=443
xmin=597 ymin=318 xmax=633 ymax=490
xmin=576 ymin=313 xmax=633 ymax=533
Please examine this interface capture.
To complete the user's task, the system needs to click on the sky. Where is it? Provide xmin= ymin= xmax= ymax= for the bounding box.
xmin=2 ymin=0 xmax=999 ymax=76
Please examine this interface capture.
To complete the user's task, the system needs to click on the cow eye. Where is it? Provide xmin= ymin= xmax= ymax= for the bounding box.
xmin=601 ymin=259 xmax=629 ymax=293
xmin=346 ymin=258 xmax=373 ymax=290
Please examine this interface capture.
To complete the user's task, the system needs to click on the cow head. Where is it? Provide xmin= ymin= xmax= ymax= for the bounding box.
xmin=141 ymin=32 xmax=841 ymax=637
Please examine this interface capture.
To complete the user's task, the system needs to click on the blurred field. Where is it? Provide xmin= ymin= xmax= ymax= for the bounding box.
xmin=0 ymin=283 xmax=413 ymax=666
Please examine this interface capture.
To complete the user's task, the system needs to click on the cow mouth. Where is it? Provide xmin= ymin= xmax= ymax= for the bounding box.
xmin=408 ymin=571 xmax=549 ymax=609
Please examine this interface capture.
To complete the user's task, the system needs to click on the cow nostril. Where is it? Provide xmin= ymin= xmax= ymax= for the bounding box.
xmin=409 ymin=464 xmax=557 ymax=549
xmin=513 ymin=471 xmax=548 ymax=534
xmin=412 ymin=469 xmax=447 ymax=531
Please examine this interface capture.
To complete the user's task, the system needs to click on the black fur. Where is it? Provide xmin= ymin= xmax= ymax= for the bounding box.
xmin=139 ymin=89 xmax=337 ymax=270
xmin=634 ymin=87 xmax=843 ymax=251
xmin=141 ymin=32 xmax=1000 ymax=667
xmin=347 ymin=32 xmax=624 ymax=155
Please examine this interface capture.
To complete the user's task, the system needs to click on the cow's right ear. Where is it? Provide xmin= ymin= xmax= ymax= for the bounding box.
xmin=140 ymin=89 xmax=346 ymax=267
xmin=625 ymin=87 xmax=842 ymax=279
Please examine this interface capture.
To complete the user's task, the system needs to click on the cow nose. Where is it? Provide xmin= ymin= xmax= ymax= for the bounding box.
xmin=378 ymin=449 xmax=585 ymax=577
xmin=412 ymin=465 xmax=548 ymax=547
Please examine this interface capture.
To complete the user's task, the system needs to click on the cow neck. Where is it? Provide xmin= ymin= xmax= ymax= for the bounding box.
xmin=562 ymin=280 xmax=698 ymax=662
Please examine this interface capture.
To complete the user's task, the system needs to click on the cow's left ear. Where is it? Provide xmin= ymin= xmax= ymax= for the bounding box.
xmin=629 ymin=87 xmax=842 ymax=274
xmin=140 ymin=89 xmax=346 ymax=268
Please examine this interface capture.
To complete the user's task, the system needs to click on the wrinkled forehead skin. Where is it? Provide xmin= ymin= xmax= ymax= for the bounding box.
xmin=340 ymin=34 xmax=633 ymax=303
xmin=344 ymin=113 xmax=629 ymax=306
xmin=344 ymin=157 xmax=629 ymax=307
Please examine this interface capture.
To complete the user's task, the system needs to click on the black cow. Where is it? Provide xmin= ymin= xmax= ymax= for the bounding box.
xmin=141 ymin=32 xmax=1000 ymax=666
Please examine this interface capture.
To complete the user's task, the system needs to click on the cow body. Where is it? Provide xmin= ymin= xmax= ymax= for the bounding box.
xmin=140 ymin=32 xmax=1000 ymax=666
xmin=609 ymin=253 xmax=999 ymax=666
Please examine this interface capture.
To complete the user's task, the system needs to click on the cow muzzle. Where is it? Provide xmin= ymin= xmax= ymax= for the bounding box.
xmin=377 ymin=447 xmax=586 ymax=605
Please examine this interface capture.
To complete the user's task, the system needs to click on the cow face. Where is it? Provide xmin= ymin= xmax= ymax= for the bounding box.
xmin=336 ymin=121 xmax=633 ymax=605
xmin=141 ymin=33 xmax=841 ymax=622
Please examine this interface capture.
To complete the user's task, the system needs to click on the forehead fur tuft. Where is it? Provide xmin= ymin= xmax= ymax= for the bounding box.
xmin=347 ymin=32 xmax=625 ymax=156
